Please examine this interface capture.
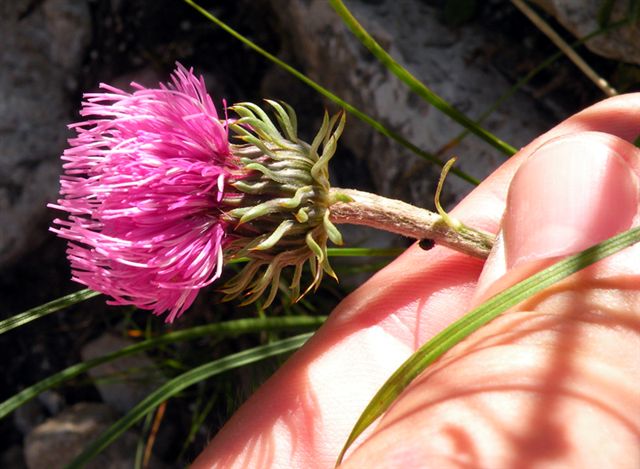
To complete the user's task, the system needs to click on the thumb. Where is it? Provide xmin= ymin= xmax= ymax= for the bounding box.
xmin=474 ymin=131 xmax=640 ymax=303
xmin=340 ymin=131 xmax=640 ymax=469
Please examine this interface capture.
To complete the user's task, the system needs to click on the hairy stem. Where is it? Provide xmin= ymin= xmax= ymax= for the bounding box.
xmin=328 ymin=188 xmax=494 ymax=259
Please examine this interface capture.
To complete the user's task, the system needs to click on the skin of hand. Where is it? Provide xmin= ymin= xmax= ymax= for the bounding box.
xmin=192 ymin=94 xmax=640 ymax=469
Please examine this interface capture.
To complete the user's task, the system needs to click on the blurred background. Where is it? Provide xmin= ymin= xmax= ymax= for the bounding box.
xmin=1 ymin=0 xmax=639 ymax=467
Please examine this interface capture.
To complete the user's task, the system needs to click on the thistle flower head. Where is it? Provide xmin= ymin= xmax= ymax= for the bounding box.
xmin=51 ymin=64 xmax=345 ymax=321
xmin=51 ymin=64 xmax=238 ymax=322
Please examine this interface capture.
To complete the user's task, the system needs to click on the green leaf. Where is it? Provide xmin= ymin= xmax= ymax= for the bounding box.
xmin=328 ymin=0 xmax=517 ymax=156
xmin=182 ymin=0 xmax=479 ymax=185
xmin=0 ymin=289 xmax=99 ymax=336
xmin=336 ymin=226 xmax=640 ymax=465
xmin=65 ymin=333 xmax=314 ymax=469
xmin=0 ymin=316 xmax=325 ymax=420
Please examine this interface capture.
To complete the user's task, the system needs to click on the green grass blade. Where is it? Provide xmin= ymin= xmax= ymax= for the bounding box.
xmin=0 ymin=316 xmax=325 ymax=420
xmin=439 ymin=19 xmax=629 ymax=154
xmin=183 ymin=0 xmax=479 ymax=185
xmin=328 ymin=0 xmax=517 ymax=156
xmin=178 ymin=392 xmax=217 ymax=460
xmin=0 ymin=288 xmax=99 ymax=336
xmin=231 ymin=247 xmax=404 ymax=265
xmin=65 ymin=332 xmax=313 ymax=469
xmin=2 ymin=247 xmax=394 ymax=336
xmin=134 ymin=411 xmax=154 ymax=469
xmin=336 ymin=226 xmax=640 ymax=464
xmin=327 ymin=247 xmax=404 ymax=257
xmin=511 ymin=0 xmax=617 ymax=97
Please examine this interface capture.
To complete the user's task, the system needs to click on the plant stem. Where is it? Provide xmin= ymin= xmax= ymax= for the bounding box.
xmin=329 ymin=188 xmax=494 ymax=259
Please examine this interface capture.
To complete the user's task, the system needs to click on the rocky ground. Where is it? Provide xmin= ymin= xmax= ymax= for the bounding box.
xmin=1 ymin=0 xmax=638 ymax=467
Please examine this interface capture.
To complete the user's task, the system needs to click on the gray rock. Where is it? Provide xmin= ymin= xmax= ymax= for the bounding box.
xmin=265 ymin=0 xmax=554 ymax=208
xmin=81 ymin=333 xmax=166 ymax=414
xmin=0 ymin=0 xmax=90 ymax=268
xmin=531 ymin=0 xmax=640 ymax=65
xmin=42 ymin=0 xmax=92 ymax=73
xmin=38 ymin=389 xmax=65 ymax=415
xmin=23 ymin=402 xmax=166 ymax=469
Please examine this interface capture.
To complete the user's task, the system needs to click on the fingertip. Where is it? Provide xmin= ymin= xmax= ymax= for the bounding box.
xmin=505 ymin=132 xmax=638 ymax=268
xmin=474 ymin=132 xmax=640 ymax=303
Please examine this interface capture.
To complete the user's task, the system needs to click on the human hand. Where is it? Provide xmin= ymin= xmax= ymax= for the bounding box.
xmin=192 ymin=94 xmax=640 ymax=468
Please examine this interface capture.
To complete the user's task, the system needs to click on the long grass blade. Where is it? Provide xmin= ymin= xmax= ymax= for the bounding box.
xmin=0 ymin=316 xmax=325 ymax=420
xmin=328 ymin=0 xmax=517 ymax=156
xmin=336 ymin=226 xmax=640 ymax=464
xmin=66 ymin=332 xmax=314 ymax=469
xmin=3 ymin=246 xmax=396 ymax=333
xmin=0 ymin=289 xmax=99 ymax=336
xmin=231 ymin=247 xmax=404 ymax=265
xmin=435 ymin=18 xmax=629 ymax=156
xmin=327 ymin=247 xmax=404 ymax=257
xmin=183 ymin=0 xmax=479 ymax=185
xmin=511 ymin=0 xmax=618 ymax=96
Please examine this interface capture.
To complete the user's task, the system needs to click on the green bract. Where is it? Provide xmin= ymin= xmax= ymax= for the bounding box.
xmin=222 ymin=101 xmax=346 ymax=307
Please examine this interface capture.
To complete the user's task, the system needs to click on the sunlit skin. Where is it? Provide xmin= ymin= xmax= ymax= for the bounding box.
xmin=193 ymin=94 xmax=640 ymax=468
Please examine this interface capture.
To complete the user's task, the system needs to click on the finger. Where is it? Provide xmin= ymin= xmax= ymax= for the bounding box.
xmin=191 ymin=144 xmax=510 ymax=468
xmin=473 ymin=131 xmax=640 ymax=304
xmin=546 ymin=93 xmax=640 ymax=143
xmin=340 ymin=126 xmax=640 ymax=468
xmin=193 ymin=94 xmax=640 ymax=468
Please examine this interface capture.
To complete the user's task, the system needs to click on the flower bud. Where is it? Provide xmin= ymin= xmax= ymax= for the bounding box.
xmin=223 ymin=101 xmax=346 ymax=307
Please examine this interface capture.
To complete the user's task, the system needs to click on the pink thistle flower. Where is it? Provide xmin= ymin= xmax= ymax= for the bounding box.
xmin=51 ymin=64 xmax=348 ymax=321
xmin=50 ymin=64 xmax=238 ymax=322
